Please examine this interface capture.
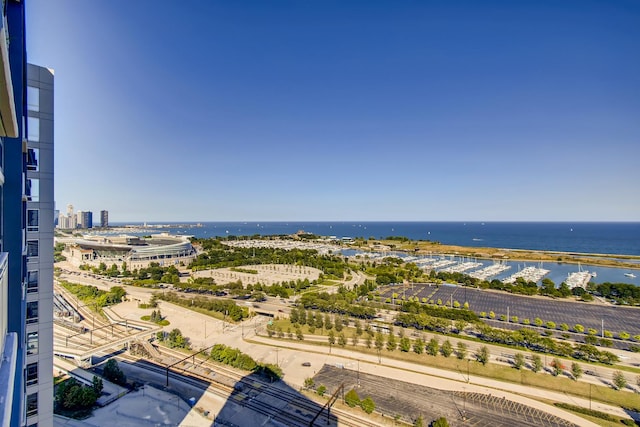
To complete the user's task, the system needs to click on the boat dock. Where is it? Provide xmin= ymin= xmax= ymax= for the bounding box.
xmin=565 ymin=271 xmax=593 ymax=289
xmin=503 ymin=266 xmax=550 ymax=284
xmin=468 ymin=262 xmax=511 ymax=280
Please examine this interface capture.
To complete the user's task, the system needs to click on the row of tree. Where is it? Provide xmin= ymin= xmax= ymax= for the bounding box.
xmin=60 ymin=281 xmax=126 ymax=308
xmin=157 ymin=291 xmax=248 ymax=321
xmin=208 ymin=343 xmax=283 ymax=381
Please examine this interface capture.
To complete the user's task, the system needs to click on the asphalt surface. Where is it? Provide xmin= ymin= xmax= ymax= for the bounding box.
xmin=379 ymin=283 xmax=640 ymax=339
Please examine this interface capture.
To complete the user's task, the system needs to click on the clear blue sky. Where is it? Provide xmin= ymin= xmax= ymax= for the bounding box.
xmin=26 ymin=1 xmax=640 ymax=222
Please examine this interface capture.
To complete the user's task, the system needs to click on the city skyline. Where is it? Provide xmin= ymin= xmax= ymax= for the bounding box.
xmin=27 ymin=1 xmax=640 ymax=222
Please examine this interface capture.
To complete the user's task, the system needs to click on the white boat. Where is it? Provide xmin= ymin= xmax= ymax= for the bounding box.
xmin=624 ymin=273 xmax=637 ymax=278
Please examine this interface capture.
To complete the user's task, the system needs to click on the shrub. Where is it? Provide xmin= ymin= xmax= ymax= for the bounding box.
xmin=345 ymin=389 xmax=361 ymax=408
xmin=361 ymin=397 xmax=375 ymax=414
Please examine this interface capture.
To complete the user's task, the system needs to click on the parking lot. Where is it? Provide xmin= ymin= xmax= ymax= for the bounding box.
xmin=379 ymin=283 xmax=640 ymax=338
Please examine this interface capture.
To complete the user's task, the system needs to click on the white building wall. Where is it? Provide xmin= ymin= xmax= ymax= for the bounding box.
xmin=26 ymin=63 xmax=54 ymax=427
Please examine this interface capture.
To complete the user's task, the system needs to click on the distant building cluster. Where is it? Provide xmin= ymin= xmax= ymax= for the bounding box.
xmin=56 ymin=205 xmax=109 ymax=229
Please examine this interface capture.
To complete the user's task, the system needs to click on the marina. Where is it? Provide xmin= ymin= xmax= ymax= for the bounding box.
xmin=502 ymin=266 xmax=550 ymax=284
xmin=468 ymin=262 xmax=511 ymax=280
xmin=345 ymin=248 xmax=638 ymax=286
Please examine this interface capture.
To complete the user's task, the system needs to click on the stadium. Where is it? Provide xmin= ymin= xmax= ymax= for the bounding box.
xmin=64 ymin=233 xmax=197 ymax=269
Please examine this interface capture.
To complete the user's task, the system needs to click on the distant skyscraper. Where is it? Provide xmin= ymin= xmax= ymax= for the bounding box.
xmin=101 ymin=210 xmax=109 ymax=228
xmin=57 ymin=204 xmax=76 ymax=229
xmin=79 ymin=211 xmax=93 ymax=229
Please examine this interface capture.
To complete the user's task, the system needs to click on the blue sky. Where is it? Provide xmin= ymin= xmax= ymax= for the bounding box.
xmin=26 ymin=1 xmax=640 ymax=222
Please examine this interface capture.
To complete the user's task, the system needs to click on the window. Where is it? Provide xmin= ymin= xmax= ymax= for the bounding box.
xmin=27 ymin=148 xmax=39 ymax=171
xmin=27 ymin=210 xmax=39 ymax=232
xmin=27 ymin=331 xmax=38 ymax=356
xmin=27 ymin=240 xmax=39 ymax=258
xmin=27 ymin=117 xmax=39 ymax=142
xmin=26 ymin=301 xmax=38 ymax=324
xmin=27 ymin=270 xmax=38 ymax=293
xmin=26 ymin=178 xmax=39 ymax=202
xmin=26 ymin=392 xmax=38 ymax=417
xmin=26 ymin=363 xmax=38 ymax=386
xmin=27 ymin=86 xmax=39 ymax=112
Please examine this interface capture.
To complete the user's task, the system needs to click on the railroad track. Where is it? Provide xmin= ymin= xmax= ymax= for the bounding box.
xmin=119 ymin=346 xmax=380 ymax=426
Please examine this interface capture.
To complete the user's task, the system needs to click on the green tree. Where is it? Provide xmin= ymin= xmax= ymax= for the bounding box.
xmin=351 ymin=334 xmax=359 ymax=347
xmin=531 ymin=354 xmax=542 ymax=373
xmin=355 ymin=320 xmax=363 ymax=336
xmin=386 ymin=332 xmax=397 ymax=351
xmin=613 ymin=371 xmax=627 ymax=390
xmin=432 ymin=417 xmax=450 ymax=427
xmin=454 ymin=320 xmax=466 ymax=334
xmin=475 ymin=346 xmax=489 ymax=365
xmin=324 ymin=314 xmax=333 ymax=330
xmin=296 ymin=327 xmax=304 ymax=341
xmin=415 ymin=415 xmax=425 ymax=427
xmin=456 ymin=342 xmax=467 ymax=360
xmin=534 ymin=317 xmax=543 ymax=327
xmin=571 ymin=362 xmax=582 ymax=381
xmin=514 ymin=353 xmax=525 ymax=370
xmin=92 ymin=376 xmax=103 ymax=395
xmin=574 ymin=324 xmax=585 ymax=333
xmin=317 ymin=384 xmax=326 ymax=396
xmin=328 ymin=330 xmax=336 ymax=347
xmin=400 ymin=336 xmax=411 ymax=352
xmin=338 ymin=332 xmax=347 ymax=347
xmin=427 ymin=338 xmax=439 ymax=356
xmin=413 ymin=337 xmax=424 ymax=354
xmin=619 ymin=331 xmax=630 ymax=340
xmin=345 ymin=389 xmax=361 ymax=408
xmin=360 ymin=396 xmax=375 ymax=414
xmin=546 ymin=321 xmax=556 ymax=329
xmin=102 ymin=359 xmax=126 ymax=386
xmin=441 ymin=340 xmax=453 ymax=358
xmin=334 ymin=316 xmax=344 ymax=332
xmin=374 ymin=332 xmax=384 ymax=352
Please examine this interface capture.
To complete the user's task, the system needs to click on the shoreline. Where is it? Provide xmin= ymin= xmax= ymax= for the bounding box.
xmin=378 ymin=240 xmax=640 ymax=271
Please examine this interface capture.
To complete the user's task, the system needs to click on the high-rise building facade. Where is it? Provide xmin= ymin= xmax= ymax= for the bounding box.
xmin=0 ymin=2 xmax=54 ymax=426
xmin=76 ymin=210 xmax=93 ymax=229
xmin=100 ymin=210 xmax=109 ymax=228
xmin=25 ymin=62 xmax=55 ymax=426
